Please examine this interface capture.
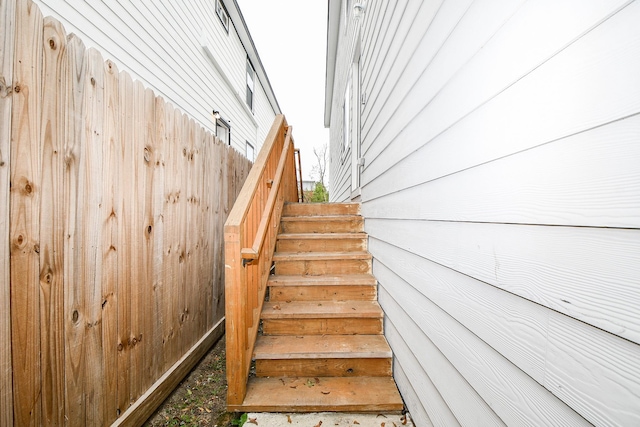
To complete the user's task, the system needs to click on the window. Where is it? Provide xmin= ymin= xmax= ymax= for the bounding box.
xmin=343 ymin=80 xmax=350 ymax=151
xmin=215 ymin=0 xmax=229 ymax=33
xmin=246 ymin=59 xmax=255 ymax=112
xmin=216 ymin=118 xmax=231 ymax=146
xmin=246 ymin=141 xmax=255 ymax=161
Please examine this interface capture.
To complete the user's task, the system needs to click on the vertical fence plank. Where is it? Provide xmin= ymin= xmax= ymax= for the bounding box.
xmin=152 ymin=94 xmax=165 ymax=382
xmin=178 ymin=113 xmax=189 ymax=353
xmin=129 ymin=79 xmax=145 ymax=403
xmin=102 ymin=57 xmax=120 ymax=425
xmin=141 ymin=86 xmax=156 ymax=392
xmin=82 ymin=47 xmax=106 ymax=426
xmin=0 ymin=0 xmax=15 ymax=424
xmin=161 ymin=102 xmax=178 ymax=371
xmin=39 ymin=16 xmax=66 ymax=426
xmin=10 ymin=1 xmax=43 ymax=424
xmin=116 ymin=69 xmax=133 ymax=417
xmin=63 ymin=33 xmax=86 ymax=426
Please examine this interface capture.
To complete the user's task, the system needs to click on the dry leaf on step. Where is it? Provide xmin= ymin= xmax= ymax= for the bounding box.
xmin=314 ymin=421 xmax=323 ymax=427
xmin=248 ymin=417 xmax=258 ymax=425
xmin=287 ymin=415 xmax=292 ymax=424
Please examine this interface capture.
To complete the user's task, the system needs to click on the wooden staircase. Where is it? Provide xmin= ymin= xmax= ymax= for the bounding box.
xmin=238 ymin=203 xmax=404 ymax=412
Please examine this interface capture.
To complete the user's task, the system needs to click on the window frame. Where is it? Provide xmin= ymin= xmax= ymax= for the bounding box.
xmin=216 ymin=117 xmax=231 ymax=146
xmin=246 ymin=141 xmax=255 ymax=161
xmin=215 ymin=0 xmax=229 ymax=33
xmin=246 ymin=58 xmax=255 ymax=112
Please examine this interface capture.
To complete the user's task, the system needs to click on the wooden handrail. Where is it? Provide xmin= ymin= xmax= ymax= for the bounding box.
xmin=241 ymin=128 xmax=293 ymax=261
xmin=295 ymin=148 xmax=304 ymax=202
xmin=224 ymin=115 xmax=300 ymax=408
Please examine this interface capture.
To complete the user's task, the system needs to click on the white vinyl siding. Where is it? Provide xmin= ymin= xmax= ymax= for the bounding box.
xmin=326 ymin=0 xmax=640 ymax=425
xmin=32 ymin=0 xmax=277 ymax=154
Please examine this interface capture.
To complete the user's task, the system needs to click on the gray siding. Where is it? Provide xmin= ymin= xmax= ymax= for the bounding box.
xmin=326 ymin=0 xmax=640 ymax=425
xmin=33 ymin=0 xmax=277 ymax=155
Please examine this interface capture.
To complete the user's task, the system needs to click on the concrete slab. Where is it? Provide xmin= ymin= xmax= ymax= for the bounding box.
xmin=245 ymin=412 xmax=413 ymax=427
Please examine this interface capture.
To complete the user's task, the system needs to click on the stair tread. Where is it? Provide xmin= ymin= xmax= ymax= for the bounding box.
xmin=254 ymin=335 xmax=391 ymax=359
xmin=236 ymin=376 xmax=403 ymax=412
xmin=278 ymin=232 xmax=367 ymax=240
xmin=273 ymin=251 xmax=371 ymax=261
xmin=281 ymin=215 xmax=362 ymax=221
xmin=268 ymin=274 xmax=377 ymax=286
xmin=262 ymin=301 xmax=383 ymax=318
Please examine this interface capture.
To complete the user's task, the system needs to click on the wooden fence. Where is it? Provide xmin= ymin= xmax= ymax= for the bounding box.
xmin=0 ymin=0 xmax=253 ymax=425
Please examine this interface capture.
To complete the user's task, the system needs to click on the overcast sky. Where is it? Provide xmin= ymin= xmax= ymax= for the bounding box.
xmin=235 ymin=0 xmax=330 ymax=182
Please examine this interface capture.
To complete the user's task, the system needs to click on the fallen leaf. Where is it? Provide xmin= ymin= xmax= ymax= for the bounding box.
xmin=205 ymin=408 xmax=212 ymax=413
xmin=273 ymin=305 xmax=281 ymax=310
xmin=381 ymin=423 xmax=385 ymax=427
xmin=314 ymin=421 xmax=323 ymax=427
xmin=401 ymin=415 xmax=407 ymax=425
xmin=287 ymin=415 xmax=292 ymax=424
xmin=280 ymin=378 xmax=286 ymax=385
xmin=290 ymin=385 xmax=298 ymax=389
xmin=353 ymin=421 xmax=360 ymax=425
xmin=377 ymin=414 xmax=387 ymax=418
xmin=314 ymin=377 xmax=320 ymax=384
xmin=393 ymin=423 xmax=397 ymax=427
xmin=248 ymin=417 xmax=258 ymax=425
xmin=306 ymin=379 xmax=315 ymax=387
xmin=321 ymin=391 xmax=330 ymax=395
xmin=186 ymin=389 xmax=192 ymax=395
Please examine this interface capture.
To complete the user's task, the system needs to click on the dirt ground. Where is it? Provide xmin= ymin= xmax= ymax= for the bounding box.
xmin=144 ymin=336 xmax=238 ymax=427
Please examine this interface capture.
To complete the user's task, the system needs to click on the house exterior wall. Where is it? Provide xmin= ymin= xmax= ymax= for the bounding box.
xmin=33 ymin=0 xmax=279 ymax=156
xmin=325 ymin=1 xmax=640 ymax=425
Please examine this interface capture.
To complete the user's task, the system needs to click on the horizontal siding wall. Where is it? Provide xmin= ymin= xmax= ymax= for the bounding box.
xmin=328 ymin=0 xmax=640 ymax=425
xmin=32 ymin=0 xmax=276 ymax=154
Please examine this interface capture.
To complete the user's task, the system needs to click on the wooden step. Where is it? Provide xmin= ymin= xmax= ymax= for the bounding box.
xmin=262 ymin=301 xmax=383 ymax=335
xmin=255 ymin=358 xmax=392 ymax=378
xmin=283 ymin=202 xmax=360 ymax=217
xmin=268 ymin=274 xmax=377 ymax=302
xmin=254 ymin=335 xmax=391 ymax=359
xmin=280 ymin=215 xmax=364 ymax=234
xmin=277 ymin=232 xmax=367 ymax=252
xmin=234 ymin=377 xmax=404 ymax=413
xmin=273 ymin=252 xmax=371 ymax=275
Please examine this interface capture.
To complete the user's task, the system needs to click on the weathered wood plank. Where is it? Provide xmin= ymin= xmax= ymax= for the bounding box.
xmin=141 ymin=86 xmax=156 ymax=393
xmin=82 ymin=47 xmax=106 ymax=427
xmin=0 ymin=0 xmax=15 ymax=424
xmin=116 ymin=69 xmax=134 ymax=418
xmin=10 ymin=1 xmax=43 ymax=424
xmin=152 ymin=93 xmax=165 ymax=383
xmin=62 ymin=33 xmax=86 ymax=427
xmin=253 ymin=335 xmax=391 ymax=359
xmin=262 ymin=318 xmax=383 ymax=336
xmin=39 ymin=16 xmax=67 ymax=426
xmin=236 ymin=377 xmax=403 ymax=413
xmin=101 ymin=56 xmax=120 ymax=425
xmin=255 ymin=358 xmax=391 ymax=378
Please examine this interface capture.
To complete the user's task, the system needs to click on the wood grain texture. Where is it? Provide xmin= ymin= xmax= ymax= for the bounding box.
xmin=39 ymin=16 xmax=66 ymax=425
xmin=82 ymin=47 xmax=106 ymax=426
xmin=116 ymin=68 xmax=133 ymax=418
xmin=255 ymin=358 xmax=391 ymax=378
xmin=262 ymin=318 xmax=383 ymax=336
xmin=374 ymin=265 xmax=589 ymax=426
xmin=0 ymin=0 xmax=15 ymax=424
xmin=236 ymin=376 xmax=403 ymax=413
xmin=62 ymin=33 xmax=86 ymax=427
xmin=101 ymin=56 xmax=119 ymax=425
xmin=384 ymin=291 xmax=505 ymax=427
xmin=392 ymin=362 xmax=434 ymax=427
xmin=10 ymin=1 xmax=43 ymax=425
xmin=254 ymin=335 xmax=391 ymax=360
xmin=366 ymin=218 xmax=640 ymax=345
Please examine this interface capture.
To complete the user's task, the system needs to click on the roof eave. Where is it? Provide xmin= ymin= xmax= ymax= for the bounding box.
xmin=324 ymin=0 xmax=340 ymax=128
